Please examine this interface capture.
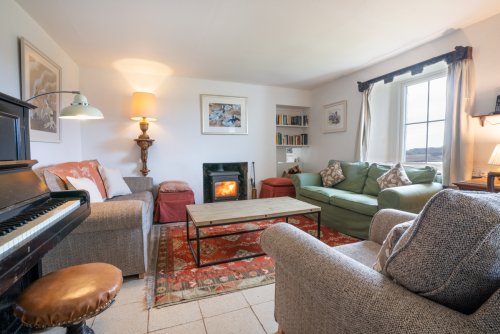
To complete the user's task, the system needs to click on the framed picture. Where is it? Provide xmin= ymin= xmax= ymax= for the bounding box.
xmin=20 ymin=37 xmax=62 ymax=142
xmin=323 ymin=100 xmax=347 ymax=133
xmin=201 ymin=94 xmax=248 ymax=135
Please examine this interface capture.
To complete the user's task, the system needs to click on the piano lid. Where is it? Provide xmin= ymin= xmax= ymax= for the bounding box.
xmin=0 ymin=160 xmax=49 ymax=215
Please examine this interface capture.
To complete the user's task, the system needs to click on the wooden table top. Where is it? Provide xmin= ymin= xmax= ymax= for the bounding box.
xmin=453 ymin=177 xmax=500 ymax=192
xmin=186 ymin=197 xmax=320 ymax=227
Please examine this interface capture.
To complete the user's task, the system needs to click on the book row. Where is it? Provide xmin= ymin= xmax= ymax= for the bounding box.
xmin=276 ymin=114 xmax=309 ymax=126
xmin=276 ymin=133 xmax=308 ymax=146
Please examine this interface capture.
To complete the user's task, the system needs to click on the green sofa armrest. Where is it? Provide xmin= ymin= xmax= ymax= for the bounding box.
xmin=378 ymin=182 xmax=443 ymax=213
xmin=290 ymin=173 xmax=322 ymax=189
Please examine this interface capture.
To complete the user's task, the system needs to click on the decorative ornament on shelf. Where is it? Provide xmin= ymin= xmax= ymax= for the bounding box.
xmin=131 ymin=92 xmax=156 ymax=176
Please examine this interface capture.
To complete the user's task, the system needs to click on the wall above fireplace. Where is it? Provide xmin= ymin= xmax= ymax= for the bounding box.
xmin=203 ymin=162 xmax=248 ymax=203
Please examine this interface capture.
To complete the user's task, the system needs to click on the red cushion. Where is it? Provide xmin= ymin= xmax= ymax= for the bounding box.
xmin=262 ymin=177 xmax=294 ymax=187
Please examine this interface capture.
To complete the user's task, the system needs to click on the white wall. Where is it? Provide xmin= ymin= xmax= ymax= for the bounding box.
xmin=79 ymin=67 xmax=310 ymax=203
xmin=0 ymin=0 xmax=81 ymax=166
xmin=306 ymin=13 xmax=500 ymax=175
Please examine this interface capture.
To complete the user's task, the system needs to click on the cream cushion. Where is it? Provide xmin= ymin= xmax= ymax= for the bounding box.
xmin=66 ymin=176 xmax=104 ymax=203
xmin=98 ymin=166 xmax=132 ymax=198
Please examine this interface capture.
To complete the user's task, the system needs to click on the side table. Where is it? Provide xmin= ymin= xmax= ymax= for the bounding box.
xmin=453 ymin=177 xmax=500 ymax=192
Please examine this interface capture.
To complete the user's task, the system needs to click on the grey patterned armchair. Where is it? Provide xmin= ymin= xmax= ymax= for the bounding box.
xmin=261 ymin=208 xmax=499 ymax=334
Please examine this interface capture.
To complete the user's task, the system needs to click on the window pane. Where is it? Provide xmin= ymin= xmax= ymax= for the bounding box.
xmin=427 ymin=121 xmax=444 ymax=162
xmin=405 ymin=123 xmax=427 ymax=163
xmin=429 ymin=76 xmax=446 ymax=121
xmin=406 ymin=81 xmax=428 ymax=123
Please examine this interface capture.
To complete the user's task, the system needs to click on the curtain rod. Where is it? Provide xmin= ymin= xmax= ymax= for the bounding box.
xmin=357 ymin=46 xmax=472 ymax=92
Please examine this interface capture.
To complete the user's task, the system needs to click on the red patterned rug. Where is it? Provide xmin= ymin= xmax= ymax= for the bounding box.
xmin=148 ymin=215 xmax=358 ymax=308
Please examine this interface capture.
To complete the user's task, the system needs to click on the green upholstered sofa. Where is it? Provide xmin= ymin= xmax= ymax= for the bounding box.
xmin=291 ymin=161 xmax=442 ymax=239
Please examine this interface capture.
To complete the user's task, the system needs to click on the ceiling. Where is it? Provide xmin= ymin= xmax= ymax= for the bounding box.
xmin=16 ymin=0 xmax=500 ymax=89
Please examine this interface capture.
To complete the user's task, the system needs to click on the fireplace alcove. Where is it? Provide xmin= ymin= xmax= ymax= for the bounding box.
xmin=203 ymin=162 xmax=248 ymax=203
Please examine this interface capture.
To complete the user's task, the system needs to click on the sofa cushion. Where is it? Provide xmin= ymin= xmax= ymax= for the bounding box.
xmin=329 ymin=193 xmax=378 ymax=216
xmin=404 ymin=165 xmax=437 ymax=184
xmin=385 ymin=189 xmax=500 ymax=314
xmin=329 ymin=161 xmax=370 ymax=193
xmin=67 ymin=176 xmax=104 ymax=203
xmin=319 ymin=161 xmax=345 ymax=187
xmin=299 ymin=186 xmax=352 ymax=204
xmin=363 ymin=163 xmax=391 ymax=196
xmin=334 ymin=241 xmax=380 ymax=268
xmin=377 ymin=163 xmax=412 ymax=190
xmin=98 ymin=165 xmax=132 ymax=198
xmin=47 ymin=160 xmax=107 ymax=199
xmin=374 ymin=220 xmax=413 ymax=272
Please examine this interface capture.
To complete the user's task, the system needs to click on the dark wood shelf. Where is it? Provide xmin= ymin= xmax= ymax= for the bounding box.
xmin=474 ymin=113 xmax=500 ymax=126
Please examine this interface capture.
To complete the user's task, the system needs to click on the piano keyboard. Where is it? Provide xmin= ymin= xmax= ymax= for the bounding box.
xmin=0 ymin=199 xmax=80 ymax=257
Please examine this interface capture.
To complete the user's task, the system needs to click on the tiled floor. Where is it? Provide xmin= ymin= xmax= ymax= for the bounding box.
xmin=38 ymin=278 xmax=278 ymax=334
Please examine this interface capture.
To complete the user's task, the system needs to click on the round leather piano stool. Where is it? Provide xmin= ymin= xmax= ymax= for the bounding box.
xmin=259 ymin=177 xmax=296 ymax=198
xmin=14 ymin=263 xmax=123 ymax=334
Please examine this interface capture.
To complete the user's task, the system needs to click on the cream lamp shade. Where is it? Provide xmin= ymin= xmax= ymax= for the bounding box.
xmin=60 ymin=94 xmax=104 ymax=119
xmin=25 ymin=90 xmax=103 ymax=120
xmin=131 ymin=92 xmax=157 ymax=121
xmin=488 ymin=144 xmax=500 ymax=165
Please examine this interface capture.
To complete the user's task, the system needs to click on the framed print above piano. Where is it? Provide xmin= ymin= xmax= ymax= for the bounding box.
xmin=20 ymin=37 xmax=62 ymax=142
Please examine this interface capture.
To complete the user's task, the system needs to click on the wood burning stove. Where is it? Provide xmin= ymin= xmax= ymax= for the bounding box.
xmin=203 ymin=162 xmax=247 ymax=203
xmin=207 ymin=169 xmax=240 ymax=202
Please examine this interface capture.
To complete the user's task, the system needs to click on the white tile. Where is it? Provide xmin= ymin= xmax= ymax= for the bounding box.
xmin=242 ymin=284 xmax=275 ymax=306
xmin=252 ymin=301 xmax=278 ymax=334
xmin=204 ymin=308 xmax=266 ymax=334
xmin=198 ymin=292 xmax=248 ymax=317
xmin=149 ymin=301 xmax=202 ymax=332
xmin=114 ymin=277 xmax=146 ymax=307
xmin=92 ymin=301 xmax=148 ymax=334
xmin=150 ymin=320 xmax=206 ymax=334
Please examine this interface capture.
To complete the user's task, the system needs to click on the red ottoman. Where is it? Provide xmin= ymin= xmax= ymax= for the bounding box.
xmin=259 ymin=177 xmax=296 ymax=198
xmin=154 ymin=181 xmax=195 ymax=223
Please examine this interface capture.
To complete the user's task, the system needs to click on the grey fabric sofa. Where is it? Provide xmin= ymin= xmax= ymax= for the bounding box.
xmin=261 ymin=209 xmax=499 ymax=334
xmin=35 ymin=168 xmax=154 ymax=277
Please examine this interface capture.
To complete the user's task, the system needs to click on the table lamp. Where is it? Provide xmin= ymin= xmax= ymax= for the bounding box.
xmin=488 ymin=144 xmax=500 ymax=170
xmin=131 ymin=92 xmax=156 ymax=176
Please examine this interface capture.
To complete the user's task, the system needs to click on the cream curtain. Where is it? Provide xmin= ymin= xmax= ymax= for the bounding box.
xmin=442 ymin=58 xmax=475 ymax=186
xmin=355 ymin=84 xmax=373 ymax=161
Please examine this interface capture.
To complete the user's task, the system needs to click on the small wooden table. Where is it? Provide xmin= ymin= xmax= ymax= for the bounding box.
xmin=453 ymin=178 xmax=500 ymax=192
xmin=186 ymin=197 xmax=321 ymax=267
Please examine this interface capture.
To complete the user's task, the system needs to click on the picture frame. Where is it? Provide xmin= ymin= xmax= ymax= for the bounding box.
xmin=323 ymin=100 xmax=347 ymax=133
xmin=201 ymin=94 xmax=248 ymax=135
xmin=20 ymin=37 xmax=62 ymax=142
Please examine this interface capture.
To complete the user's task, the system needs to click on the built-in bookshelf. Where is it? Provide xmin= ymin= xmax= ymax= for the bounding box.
xmin=276 ymin=105 xmax=309 ymax=147
xmin=275 ymin=104 xmax=310 ymax=176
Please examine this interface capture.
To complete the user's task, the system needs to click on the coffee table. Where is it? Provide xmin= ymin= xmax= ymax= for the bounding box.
xmin=185 ymin=197 xmax=321 ymax=267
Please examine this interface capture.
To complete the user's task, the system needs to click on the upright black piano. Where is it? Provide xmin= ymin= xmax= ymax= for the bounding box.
xmin=0 ymin=92 xmax=90 ymax=333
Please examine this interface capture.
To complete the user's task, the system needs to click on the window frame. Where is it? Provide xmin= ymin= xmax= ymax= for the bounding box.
xmin=399 ymin=69 xmax=447 ymax=169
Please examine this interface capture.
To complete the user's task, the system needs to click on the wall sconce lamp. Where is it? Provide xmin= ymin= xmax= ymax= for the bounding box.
xmin=131 ymin=92 xmax=156 ymax=176
xmin=25 ymin=90 xmax=104 ymax=119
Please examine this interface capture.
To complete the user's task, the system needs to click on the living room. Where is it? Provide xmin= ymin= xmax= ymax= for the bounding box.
xmin=0 ymin=1 xmax=499 ymax=333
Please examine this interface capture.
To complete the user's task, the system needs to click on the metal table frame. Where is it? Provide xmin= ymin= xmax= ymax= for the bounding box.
xmin=186 ymin=210 xmax=321 ymax=267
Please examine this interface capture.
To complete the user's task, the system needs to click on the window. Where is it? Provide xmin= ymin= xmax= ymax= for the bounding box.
xmin=403 ymin=73 xmax=447 ymax=165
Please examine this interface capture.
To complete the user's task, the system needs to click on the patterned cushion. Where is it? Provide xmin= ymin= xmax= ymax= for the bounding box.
xmin=376 ymin=163 xmax=412 ymax=190
xmin=385 ymin=189 xmax=500 ymax=314
xmin=319 ymin=162 xmax=345 ymax=187
xmin=47 ymin=160 xmax=107 ymax=199
xmin=373 ymin=220 xmax=413 ymax=272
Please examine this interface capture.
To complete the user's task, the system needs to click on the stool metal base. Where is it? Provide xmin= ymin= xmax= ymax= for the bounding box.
xmin=66 ymin=320 xmax=94 ymax=334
